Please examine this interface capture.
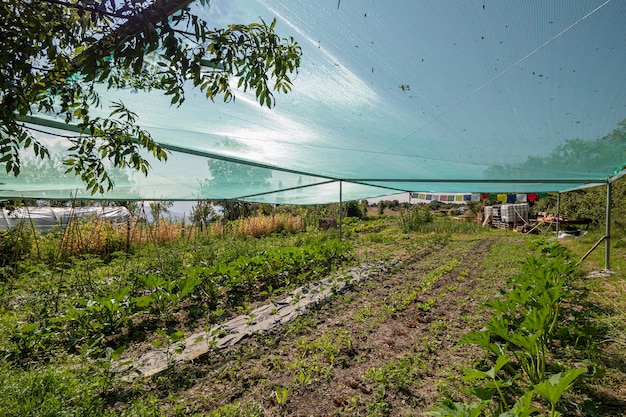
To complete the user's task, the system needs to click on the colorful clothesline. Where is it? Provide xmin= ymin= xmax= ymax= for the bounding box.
xmin=410 ymin=192 xmax=553 ymax=204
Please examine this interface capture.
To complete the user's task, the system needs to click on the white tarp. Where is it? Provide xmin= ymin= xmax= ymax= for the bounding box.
xmin=0 ymin=206 xmax=131 ymax=230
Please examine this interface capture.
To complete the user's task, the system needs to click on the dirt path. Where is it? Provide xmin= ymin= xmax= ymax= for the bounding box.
xmin=134 ymin=237 xmax=504 ymax=416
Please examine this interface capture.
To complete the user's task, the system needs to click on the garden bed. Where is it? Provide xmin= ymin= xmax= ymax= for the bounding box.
xmin=0 ymin=215 xmax=625 ymax=416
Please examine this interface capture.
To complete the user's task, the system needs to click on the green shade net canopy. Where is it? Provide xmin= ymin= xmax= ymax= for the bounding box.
xmin=10 ymin=0 xmax=626 ymax=204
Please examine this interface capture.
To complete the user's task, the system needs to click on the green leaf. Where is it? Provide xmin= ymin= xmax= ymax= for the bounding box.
xmin=108 ymin=345 xmax=127 ymax=361
xmin=498 ymin=391 xmax=538 ymax=417
xmin=470 ymin=387 xmax=497 ymax=401
xmin=425 ymin=399 xmax=490 ymax=417
xmin=464 ymin=368 xmax=491 ymax=381
xmin=463 ymin=355 xmax=511 ymax=383
xmin=532 ymin=368 xmax=586 ymax=406
xmin=486 ymin=315 xmax=510 ymax=340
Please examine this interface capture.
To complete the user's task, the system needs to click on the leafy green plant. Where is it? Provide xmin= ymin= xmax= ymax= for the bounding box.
xmin=0 ymin=223 xmax=33 ymax=268
xmin=133 ymin=272 xmax=201 ymax=318
xmin=424 ymin=399 xmax=490 ymax=417
xmin=0 ymin=317 xmax=62 ymax=364
xmin=410 ymin=205 xmax=434 ymax=229
xmin=431 ymin=239 xmax=587 ymax=416
xmin=66 ymin=286 xmax=133 ymax=338
xmin=272 ymin=386 xmax=290 ymax=414
xmin=293 ymin=368 xmax=312 ymax=387
xmin=152 ymin=328 xmax=186 ymax=366
xmin=533 ymin=369 xmax=587 ymax=417
xmin=0 ymin=364 xmax=108 ymax=417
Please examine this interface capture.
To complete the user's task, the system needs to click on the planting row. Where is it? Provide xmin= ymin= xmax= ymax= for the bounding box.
xmin=0 ymin=235 xmax=351 ymax=367
xmin=428 ymin=239 xmax=597 ymax=417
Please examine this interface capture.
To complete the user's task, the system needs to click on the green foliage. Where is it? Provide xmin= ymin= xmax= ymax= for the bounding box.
xmin=431 ymin=239 xmax=586 ymax=416
xmin=405 ymin=205 xmax=434 ymax=231
xmin=0 ymin=224 xmax=352 ymax=369
xmin=0 ymin=223 xmax=33 ymax=268
xmin=0 ymin=364 xmax=107 ymax=417
xmin=415 ymin=218 xmax=487 ymax=234
xmin=190 ymin=201 xmax=217 ymax=226
xmin=424 ymin=399 xmax=490 ymax=417
xmin=344 ymin=200 xmax=364 ymax=218
xmin=365 ymin=354 xmax=425 ymax=396
xmin=0 ymin=217 xmax=619 ymax=416
xmin=1 ymin=1 xmax=301 ymax=193
xmin=197 ymin=238 xmax=351 ymax=304
xmin=148 ymin=201 xmax=173 ymax=223
xmin=134 ymin=272 xmax=202 ymax=318
xmin=533 ymin=369 xmax=587 ymax=417
xmin=490 ymin=119 xmax=626 ymax=219
xmin=0 ymin=317 xmax=62 ymax=365
xmin=67 ymin=286 xmax=134 ymax=338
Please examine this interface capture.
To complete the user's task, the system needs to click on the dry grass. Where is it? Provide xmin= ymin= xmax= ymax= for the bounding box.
xmin=56 ymin=217 xmax=128 ymax=258
xmin=129 ymin=219 xmax=183 ymax=246
xmin=46 ymin=218 xmax=183 ymax=258
xmin=210 ymin=214 xmax=302 ymax=238
xmin=37 ymin=214 xmax=303 ymax=260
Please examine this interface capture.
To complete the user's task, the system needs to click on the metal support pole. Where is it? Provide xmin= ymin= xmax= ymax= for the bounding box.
xmin=605 ymin=181 xmax=611 ymax=270
xmin=339 ymin=181 xmax=343 ymax=241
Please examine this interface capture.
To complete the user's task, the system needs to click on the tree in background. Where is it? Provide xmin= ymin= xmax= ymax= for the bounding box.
xmin=535 ymin=176 xmax=626 ymax=234
xmin=343 ymin=200 xmax=363 ymax=218
xmin=1 ymin=0 xmax=301 ymax=194
xmin=149 ymin=201 xmax=173 ymax=223
xmin=190 ymin=200 xmax=217 ymax=227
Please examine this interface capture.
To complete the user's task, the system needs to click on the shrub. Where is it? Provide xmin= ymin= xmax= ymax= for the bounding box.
xmin=0 ymin=223 xmax=33 ymax=267
xmin=404 ymin=205 xmax=434 ymax=231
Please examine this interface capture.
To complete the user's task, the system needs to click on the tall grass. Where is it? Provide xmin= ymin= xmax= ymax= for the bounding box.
xmin=210 ymin=214 xmax=302 ymax=238
xmin=414 ymin=218 xmax=491 ymax=234
xmin=36 ymin=218 xmax=183 ymax=261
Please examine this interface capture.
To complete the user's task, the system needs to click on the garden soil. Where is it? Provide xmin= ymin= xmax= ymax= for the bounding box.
xmin=121 ymin=237 xmax=505 ymax=416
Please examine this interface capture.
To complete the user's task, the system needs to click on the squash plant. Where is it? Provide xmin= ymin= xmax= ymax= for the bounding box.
xmin=430 ymin=239 xmax=589 ymax=416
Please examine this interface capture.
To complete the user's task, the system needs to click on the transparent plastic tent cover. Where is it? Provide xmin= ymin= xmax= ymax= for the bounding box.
xmin=8 ymin=0 xmax=626 ymax=204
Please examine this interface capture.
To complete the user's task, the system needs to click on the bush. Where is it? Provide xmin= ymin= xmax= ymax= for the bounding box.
xmin=0 ymin=223 xmax=33 ymax=267
xmin=407 ymin=205 xmax=434 ymax=231
xmin=344 ymin=200 xmax=364 ymax=218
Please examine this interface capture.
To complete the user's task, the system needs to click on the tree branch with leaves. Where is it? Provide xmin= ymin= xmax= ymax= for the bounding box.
xmin=0 ymin=0 xmax=301 ymax=194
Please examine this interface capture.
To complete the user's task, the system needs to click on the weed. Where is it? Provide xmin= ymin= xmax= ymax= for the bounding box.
xmin=416 ymin=297 xmax=436 ymax=312
xmin=0 ymin=364 xmax=108 ymax=417
xmin=152 ymin=329 xmax=185 ymax=366
xmin=272 ymin=386 xmax=289 ymax=413
xmin=293 ymin=368 xmax=312 ymax=387
xmin=353 ymin=305 xmax=374 ymax=323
